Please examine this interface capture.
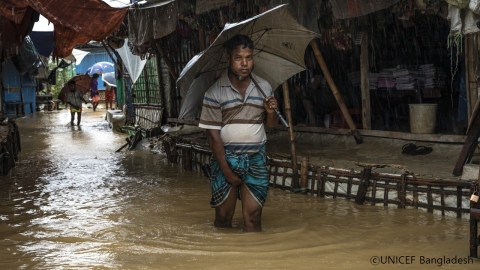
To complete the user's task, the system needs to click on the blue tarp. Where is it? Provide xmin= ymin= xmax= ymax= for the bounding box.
xmin=29 ymin=31 xmax=54 ymax=57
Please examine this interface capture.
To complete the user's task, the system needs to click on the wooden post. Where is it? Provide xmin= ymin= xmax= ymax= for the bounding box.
xmin=163 ymin=141 xmax=172 ymax=163
xmin=199 ymin=26 xmax=206 ymax=52
xmin=300 ymin=156 xmax=309 ymax=194
xmin=309 ymin=39 xmax=363 ymax=144
xmin=471 ymin=173 xmax=479 ymax=257
xmin=282 ymin=81 xmax=299 ymax=189
xmin=155 ymin=42 xmax=178 ymax=81
xmin=399 ymin=173 xmax=407 ymax=209
xmin=466 ymin=34 xmax=477 ymax=121
xmin=360 ymin=32 xmax=371 ymax=130
xmin=183 ymin=147 xmax=192 ymax=170
xmin=101 ymin=41 xmax=121 ymax=71
xmin=355 ymin=166 xmax=372 ymax=204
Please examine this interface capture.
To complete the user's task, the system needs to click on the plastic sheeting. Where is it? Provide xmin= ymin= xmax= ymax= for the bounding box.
xmin=127 ymin=0 xmax=178 ymax=50
xmin=29 ymin=31 xmax=54 ymax=56
xmin=329 ymin=0 xmax=400 ymax=19
xmin=0 ymin=1 xmax=36 ymax=60
xmin=116 ymin=39 xmax=147 ymax=85
xmin=0 ymin=0 xmax=128 ymax=59
xmin=12 ymin=36 xmax=42 ymax=76
xmin=448 ymin=3 xmax=480 ymax=34
xmin=268 ymin=0 xmax=321 ymax=33
xmin=195 ymin=0 xmax=235 ymax=14
xmin=71 ymin=49 xmax=90 ymax=65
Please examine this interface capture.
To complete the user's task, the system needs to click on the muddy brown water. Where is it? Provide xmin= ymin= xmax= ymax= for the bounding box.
xmin=0 ymin=108 xmax=478 ymax=269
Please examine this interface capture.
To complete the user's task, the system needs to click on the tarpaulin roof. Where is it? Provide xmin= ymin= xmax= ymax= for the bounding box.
xmin=127 ymin=0 xmax=178 ymax=48
xmin=268 ymin=0 xmax=321 ymax=34
xmin=195 ymin=0 xmax=234 ymax=15
xmin=0 ymin=1 xmax=36 ymax=60
xmin=329 ymin=0 xmax=400 ymax=19
xmin=0 ymin=0 xmax=128 ymax=59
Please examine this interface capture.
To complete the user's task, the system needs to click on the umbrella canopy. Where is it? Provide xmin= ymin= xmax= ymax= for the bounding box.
xmin=57 ymin=74 xmax=93 ymax=103
xmin=87 ymin=62 xmax=115 ymax=76
xmin=102 ymin=72 xmax=116 ymax=87
xmin=176 ymin=4 xmax=318 ymax=119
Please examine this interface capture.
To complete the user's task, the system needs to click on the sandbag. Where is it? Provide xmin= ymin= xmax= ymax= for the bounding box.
xmin=463 ymin=9 xmax=480 ymax=34
xmin=445 ymin=0 xmax=470 ymax=9
xmin=469 ymin=0 xmax=480 ymax=14
xmin=448 ymin=4 xmax=462 ymax=34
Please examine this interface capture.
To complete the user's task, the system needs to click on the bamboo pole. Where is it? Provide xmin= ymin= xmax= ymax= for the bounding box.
xmin=310 ymin=39 xmax=363 ymax=144
xmin=101 ymin=41 xmax=121 ymax=72
xmin=300 ymin=156 xmax=309 ymax=194
xmin=466 ymin=34 xmax=476 ymax=122
xmin=154 ymin=42 xmax=178 ymax=81
xmin=282 ymin=81 xmax=299 ymax=189
xmin=199 ymin=27 xmax=206 ymax=52
xmin=360 ymin=32 xmax=371 ymax=130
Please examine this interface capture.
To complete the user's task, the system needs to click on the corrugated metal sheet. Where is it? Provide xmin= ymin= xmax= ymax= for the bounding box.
xmin=2 ymin=58 xmax=36 ymax=115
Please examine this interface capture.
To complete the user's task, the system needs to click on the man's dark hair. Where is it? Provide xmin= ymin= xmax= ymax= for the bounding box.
xmin=224 ymin=34 xmax=254 ymax=55
xmin=68 ymin=80 xmax=75 ymax=85
xmin=92 ymin=73 xmax=99 ymax=79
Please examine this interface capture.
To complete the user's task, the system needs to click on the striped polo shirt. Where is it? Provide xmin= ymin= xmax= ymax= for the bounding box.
xmin=199 ymin=71 xmax=273 ymax=154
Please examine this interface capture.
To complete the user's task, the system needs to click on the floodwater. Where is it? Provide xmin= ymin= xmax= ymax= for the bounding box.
xmin=0 ymin=107 xmax=478 ymax=270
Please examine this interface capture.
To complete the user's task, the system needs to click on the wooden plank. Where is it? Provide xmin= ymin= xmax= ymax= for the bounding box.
xmin=274 ymin=125 xmax=466 ymax=143
xmin=168 ymin=118 xmax=200 ymax=125
xmin=169 ymin=118 xmax=466 ymax=144
xmin=360 ymin=32 xmax=371 ymax=130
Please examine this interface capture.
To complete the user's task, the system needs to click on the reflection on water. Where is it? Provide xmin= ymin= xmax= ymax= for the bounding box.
xmin=0 ymin=111 xmax=477 ymax=269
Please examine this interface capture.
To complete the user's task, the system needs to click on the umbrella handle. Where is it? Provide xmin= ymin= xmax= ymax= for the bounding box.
xmin=250 ymin=75 xmax=289 ymax=128
xmin=275 ymin=108 xmax=290 ymax=128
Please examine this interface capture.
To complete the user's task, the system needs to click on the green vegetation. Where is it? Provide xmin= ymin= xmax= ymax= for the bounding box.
xmin=47 ymin=57 xmax=76 ymax=98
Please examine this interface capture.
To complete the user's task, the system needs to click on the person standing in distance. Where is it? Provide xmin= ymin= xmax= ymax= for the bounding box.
xmin=198 ymin=34 xmax=279 ymax=232
xmin=66 ymin=80 xmax=89 ymax=126
xmin=90 ymin=73 xmax=100 ymax=111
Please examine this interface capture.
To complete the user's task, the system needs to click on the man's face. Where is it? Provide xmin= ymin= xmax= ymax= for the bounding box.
xmin=228 ymin=45 xmax=254 ymax=79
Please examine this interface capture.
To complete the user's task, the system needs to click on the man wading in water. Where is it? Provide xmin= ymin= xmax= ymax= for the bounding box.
xmin=199 ymin=35 xmax=279 ymax=232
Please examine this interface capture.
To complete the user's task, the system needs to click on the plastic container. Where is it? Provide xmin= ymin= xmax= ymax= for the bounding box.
xmin=409 ymin=104 xmax=437 ymax=134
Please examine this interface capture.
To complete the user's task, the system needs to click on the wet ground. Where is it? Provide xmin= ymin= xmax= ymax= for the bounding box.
xmin=0 ymin=105 xmax=478 ymax=269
